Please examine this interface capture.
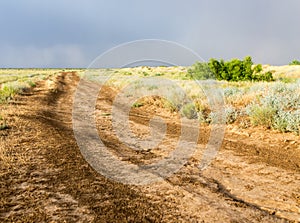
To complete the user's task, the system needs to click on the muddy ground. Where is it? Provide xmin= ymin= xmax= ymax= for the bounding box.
xmin=0 ymin=72 xmax=299 ymax=222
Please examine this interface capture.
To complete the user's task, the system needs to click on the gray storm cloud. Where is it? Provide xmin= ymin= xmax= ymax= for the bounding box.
xmin=0 ymin=0 xmax=299 ymax=67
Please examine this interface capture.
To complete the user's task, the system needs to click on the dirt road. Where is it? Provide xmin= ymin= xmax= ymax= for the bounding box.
xmin=1 ymin=72 xmax=299 ymax=222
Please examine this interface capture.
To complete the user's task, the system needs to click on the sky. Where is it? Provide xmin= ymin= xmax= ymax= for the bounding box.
xmin=0 ymin=0 xmax=299 ymax=68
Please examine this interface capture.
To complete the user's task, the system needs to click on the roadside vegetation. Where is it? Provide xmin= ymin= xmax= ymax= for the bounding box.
xmin=289 ymin=60 xmax=300 ymax=65
xmin=0 ymin=68 xmax=85 ymax=103
xmin=1 ymin=62 xmax=300 ymax=135
xmin=85 ymin=59 xmax=300 ymax=135
xmin=188 ymin=56 xmax=274 ymax=82
xmin=0 ymin=69 xmax=77 ymax=130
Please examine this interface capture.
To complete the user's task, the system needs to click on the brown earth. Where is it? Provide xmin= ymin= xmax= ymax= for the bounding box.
xmin=0 ymin=72 xmax=299 ymax=222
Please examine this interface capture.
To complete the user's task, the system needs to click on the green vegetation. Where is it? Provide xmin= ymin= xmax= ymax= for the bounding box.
xmin=278 ymin=77 xmax=297 ymax=83
xmin=132 ymin=101 xmax=144 ymax=108
xmin=0 ymin=81 xmax=36 ymax=103
xmin=1 ymin=65 xmax=299 ymax=134
xmin=209 ymin=56 xmax=274 ymax=81
xmin=246 ymin=81 xmax=300 ymax=134
xmin=0 ymin=68 xmax=69 ymax=103
xmin=187 ymin=62 xmax=215 ymax=80
xmin=143 ymin=71 xmax=149 ymax=76
xmin=247 ymin=105 xmax=276 ymax=128
xmin=133 ymin=67 xmax=299 ymax=134
xmin=0 ymin=82 xmax=24 ymax=103
xmin=289 ymin=60 xmax=300 ymax=65
xmin=188 ymin=56 xmax=274 ymax=82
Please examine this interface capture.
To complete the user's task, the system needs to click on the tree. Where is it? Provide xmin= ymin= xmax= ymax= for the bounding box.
xmin=205 ymin=56 xmax=273 ymax=82
xmin=187 ymin=61 xmax=215 ymax=80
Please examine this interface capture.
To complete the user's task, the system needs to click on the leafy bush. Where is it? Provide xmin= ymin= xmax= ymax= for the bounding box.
xmin=205 ymin=56 xmax=274 ymax=82
xmin=252 ymin=71 xmax=274 ymax=82
xmin=289 ymin=60 xmax=300 ymax=65
xmin=187 ymin=62 xmax=215 ymax=80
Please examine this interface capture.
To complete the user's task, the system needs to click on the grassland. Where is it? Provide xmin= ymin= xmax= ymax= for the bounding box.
xmin=1 ymin=65 xmax=300 ymax=135
xmin=0 ymin=69 xmax=58 ymax=102
xmin=83 ymin=65 xmax=300 ymax=135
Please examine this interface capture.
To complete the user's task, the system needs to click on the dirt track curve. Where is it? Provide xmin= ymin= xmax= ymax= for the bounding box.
xmin=1 ymin=72 xmax=299 ymax=222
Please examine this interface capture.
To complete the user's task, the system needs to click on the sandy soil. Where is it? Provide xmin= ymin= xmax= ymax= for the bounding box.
xmin=0 ymin=72 xmax=299 ymax=222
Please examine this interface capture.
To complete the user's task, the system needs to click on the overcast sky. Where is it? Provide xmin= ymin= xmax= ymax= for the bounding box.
xmin=0 ymin=0 xmax=299 ymax=68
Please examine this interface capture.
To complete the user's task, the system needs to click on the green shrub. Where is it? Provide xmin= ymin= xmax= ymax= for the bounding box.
xmin=289 ymin=60 xmax=300 ymax=65
xmin=205 ymin=56 xmax=274 ymax=82
xmin=252 ymin=71 xmax=274 ymax=82
xmin=143 ymin=71 xmax=149 ymax=76
xmin=187 ymin=62 xmax=215 ymax=80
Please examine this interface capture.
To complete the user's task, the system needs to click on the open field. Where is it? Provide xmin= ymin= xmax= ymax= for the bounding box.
xmin=0 ymin=66 xmax=300 ymax=222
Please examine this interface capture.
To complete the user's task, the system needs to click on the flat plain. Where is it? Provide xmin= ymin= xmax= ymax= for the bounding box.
xmin=0 ymin=66 xmax=299 ymax=222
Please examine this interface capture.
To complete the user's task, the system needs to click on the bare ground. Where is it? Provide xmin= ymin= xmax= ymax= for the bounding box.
xmin=0 ymin=72 xmax=299 ymax=222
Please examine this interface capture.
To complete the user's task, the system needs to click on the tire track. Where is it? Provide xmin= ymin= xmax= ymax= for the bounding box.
xmin=1 ymin=72 xmax=298 ymax=222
